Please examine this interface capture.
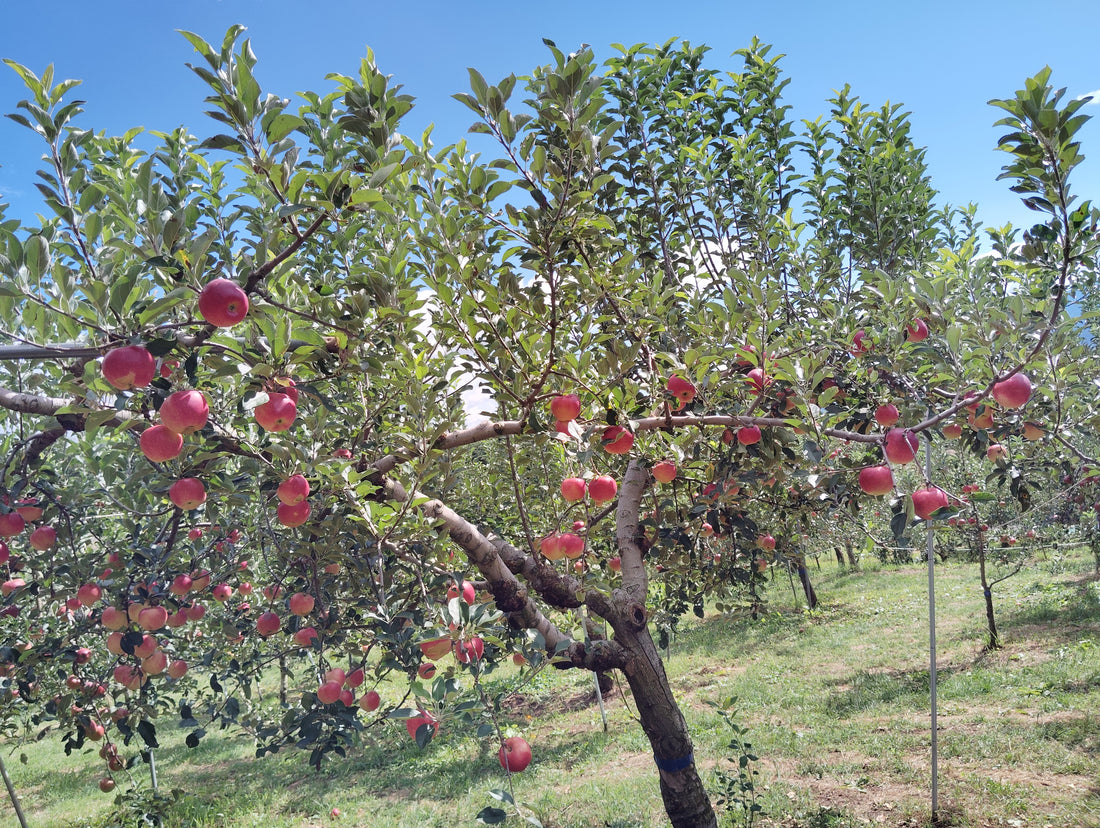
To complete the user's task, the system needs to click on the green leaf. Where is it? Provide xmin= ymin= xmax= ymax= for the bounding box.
xmin=476 ymin=807 xmax=507 ymax=825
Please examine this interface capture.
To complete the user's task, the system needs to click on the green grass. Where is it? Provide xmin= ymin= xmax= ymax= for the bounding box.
xmin=4 ymin=550 xmax=1100 ymax=827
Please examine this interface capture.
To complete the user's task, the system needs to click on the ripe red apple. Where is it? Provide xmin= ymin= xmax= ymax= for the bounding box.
xmin=0 ymin=512 xmax=26 ymax=538
xmin=652 ymin=462 xmax=677 ymax=483
xmin=884 ymin=429 xmax=919 ymax=464
xmin=942 ymin=423 xmax=963 ymax=440
xmin=169 ymin=478 xmax=206 ymax=511
xmin=0 ymin=541 xmax=8 ymax=565
xmin=608 ymin=556 xmax=622 ymax=572
xmin=419 ymin=637 xmax=452 ymax=661
xmin=77 ymin=583 xmax=102 ymax=607
xmin=256 ymin=611 xmax=281 ymax=637
xmin=159 ymin=390 xmax=209 ymax=435
xmin=701 ymin=522 xmax=714 ymax=537
xmin=254 ymin=392 xmax=297 ymax=431
xmin=185 ymin=602 xmax=206 ymax=621
xmin=745 ymin=368 xmax=771 ymax=395
xmin=360 ymin=689 xmax=381 ymax=711
xmin=139 ymin=425 xmax=184 ymax=463
xmin=499 ymin=736 xmax=533 ymax=772
xmin=454 ymin=636 xmax=484 ymax=664
xmin=406 ymin=710 xmax=439 ymax=742
xmin=142 ymin=650 xmax=168 ymax=675
xmin=559 ymin=532 xmax=584 ymax=559
xmin=987 ymin=444 xmax=1008 ymax=462
xmin=912 ymin=486 xmax=949 ymax=520
xmin=169 ymin=574 xmax=193 ymax=596
xmin=100 ymin=605 xmax=126 ymax=630
xmin=277 ymin=474 xmax=310 ymax=505
xmin=345 ymin=667 xmax=364 ymax=688
xmin=211 ymin=583 xmax=233 ymax=602
xmin=101 ymin=345 xmax=156 ymax=390
xmin=417 ymin=662 xmax=436 ymax=680
xmin=540 ymin=533 xmax=566 ymax=561
xmin=324 ymin=667 xmax=346 ymax=686
xmin=757 ymin=534 xmax=776 ymax=551
xmin=113 ymin=664 xmax=146 ymax=691
xmin=549 ymin=393 xmax=581 ymax=422
xmin=447 ymin=580 xmax=476 ymax=604
xmin=277 ymin=500 xmax=310 ymax=527
xmin=588 ymin=475 xmax=618 ymax=503
xmin=198 ymin=278 xmax=249 ymax=327
xmin=874 ymin=404 xmax=900 ymax=427
xmin=99 ymin=777 xmax=116 ymax=793
xmin=858 ymin=465 xmax=894 ymax=496
xmin=560 ymin=477 xmax=586 ymax=502
xmin=289 ymin=592 xmax=315 ymax=616
xmin=317 ymin=680 xmax=342 ymax=705
xmin=906 ymin=319 xmax=929 ymax=342
xmin=166 ymin=659 xmax=188 ymax=680
xmin=850 ymin=329 xmax=871 ymax=356
xmin=737 ymin=426 xmax=761 ymax=445
xmin=601 ymin=426 xmax=634 ymax=455
xmin=15 ymin=500 xmax=42 ymax=521
xmin=137 ymin=606 xmax=168 ymax=631
xmin=29 ymin=525 xmax=57 ymax=550
xmin=667 ymin=375 xmax=696 ymax=406
xmin=1022 ymin=421 xmax=1045 ymax=441
xmin=992 ymin=373 xmax=1032 ymax=409
xmin=294 ymin=626 xmax=319 ymax=647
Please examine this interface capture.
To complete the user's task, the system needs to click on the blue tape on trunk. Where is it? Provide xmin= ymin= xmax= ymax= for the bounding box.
xmin=654 ymin=752 xmax=694 ymax=772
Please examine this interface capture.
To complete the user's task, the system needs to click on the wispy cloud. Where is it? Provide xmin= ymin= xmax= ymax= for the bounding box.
xmin=1077 ymin=89 xmax=1100 ymax=104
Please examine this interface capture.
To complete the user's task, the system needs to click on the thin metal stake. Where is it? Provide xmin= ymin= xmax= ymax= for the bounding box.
xmin=925 ymin=436 xmax=939 ymax=818
xmin=0 ymin=752 xmax=29 ymax=828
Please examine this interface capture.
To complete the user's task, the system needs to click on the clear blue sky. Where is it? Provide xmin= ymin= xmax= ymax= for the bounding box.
xmin=2 ymin=0 xmax=1097 ymax=232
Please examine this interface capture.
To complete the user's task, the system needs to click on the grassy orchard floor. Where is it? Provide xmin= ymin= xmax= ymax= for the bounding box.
xmin=4 ymin=550 xmax=1099 ymax=828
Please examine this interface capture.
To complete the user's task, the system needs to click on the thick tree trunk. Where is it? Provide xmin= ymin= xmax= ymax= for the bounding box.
xmin=797 ymin=564 xmax=818 ymax=609
xmin=845 ymin=539 xmax=858 ymax=568
xmin=834 ymin=546 xmax=846 ymax=568
xmin=607 ymin=606 xmax=717 ymax=828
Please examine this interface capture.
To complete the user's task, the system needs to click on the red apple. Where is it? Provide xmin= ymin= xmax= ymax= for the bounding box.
xmin=345 ymin=667 xmax=364 ymax=688
xmin=549 ymin=394 xmax=581 ymax=422
xmin=912 ymin=486 xmax=949 ymax=520
xmin=608 ymin=556 xmax=622 ymax=572
xmin=160 ymin=390 xmax=209 ymax=435
xmin=198 ymin=278 xmax=249 ymax=327
xmin=360 ymin=689 xmax=381 ymax=711
xmin=77 ymin=583 xmax=102 ymax=607
xmin=211 ymin=583 xmax=233 ymax=602
xmin=588 ymin=475 xmax=618 ymax=503
xmin=137 ymin=606 xmax=168 ymax=631
xmin=99 ymin=777 xmax=116 ymax=793
xmin=101 ymin=345 xmax=156 ymax=390
xmin=317 ymin=680 xmax=342 ymax=705
xmin=15 ymin=500 xmax=42 ymax=521
xmin=277 ymin=474 xmax=310 ymax=505
xmin=906 ymin=319 xmax=929 ymax=342
xmin=652 ymin=462 xmax=677 ymax=483
xmin=540 ymin=534 xmax=566 ymax=561
xmin=185 ymin=603 xmax=206 ymax=621
xmin=560 ymin=477 xmax=586 ymax=502
xmin=454 ymin=636 xmax=484 ymax=663
xmin=850 ymin=329 xmax=871 ymax=356
xmin=277 ymin=500 xmax=310 ymax=527
xmin=169 ymin=478 xmax=206 ymax=510
xmin=254 ymin=392 xmax=297 ymax=431
xmin=1 ymin=578 xmax=25 ymax=597
xmin=294 ymin=627 xmax=319 ymax=648
xmin=757 ymin=534 xmax=776 ymax=551
xmin=29 ymin=525 xmax=57 ymax=550
xmin=987 ymin=444 xmax=1008 ymax=462
xmin=166 ymin=659 xmax=188 ymax=680
xmin=169 ymin=574 xmax=193 ymax=596
xmin=142 ymin=649 xmax=168 ymax=675
xmin=874 ymin=404 xmax=900 ymax=427
xmin=256 ymin=611 xmax=281 ymax=637
xmin=601 ymin=426 xmax=634 ymax=455
xmin=289 ymin=592 xmax=315 ymax=616
xmin=419 ymin=637 xmax=452 ymax=661
xmin=100 ymin=606 xmax=126 ymax=630
xmin=667 ymin=375 xmax=696 ymax=406
xmin=884 ymin=429 xmax=919 ymax=464
xmin=859 ymin=465 xmax=894 ymax=496
xmin=140 ymin=425 xmax=184 ymax=463
xmin=745 ymin=368 xmax=771 ymax=395
xmin=447 ymin=580 xmax=476 ymax=604
xmin=942 ymin=423 xmax=963 ymax=440
xmin=737 ymin=426 xmax=761 ymax=445
xmin=498 ymin=736 xmax=533 ymax=772
xmin=133 ymin=635 xmax=158 ymax=659
xmin=324 ymin=667 xmax=346 ymax=686
xmin=0 ymin=512 xmax=26 ymax=538
xmin=406 ymin=710 xmax=439 ymax=742
xmin=559 ymin=532 xmax=584 ymax=559
xmin=417 ymin=662 xmax=436 ymax=680
xmin=992 ymin=373 xmax=1032 ymax=409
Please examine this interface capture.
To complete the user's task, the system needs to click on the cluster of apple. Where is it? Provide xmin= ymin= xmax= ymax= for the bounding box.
xmin=0 ymin=494 xmax=58 ymax=560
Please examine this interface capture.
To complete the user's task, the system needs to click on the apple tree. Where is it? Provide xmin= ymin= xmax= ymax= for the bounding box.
xmin=0 ymin=30 xmax=1096 ymax=827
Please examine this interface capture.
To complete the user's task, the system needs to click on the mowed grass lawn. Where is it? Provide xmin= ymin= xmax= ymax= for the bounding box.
xmin=4 ymin=548 xmax=1099 ymax=828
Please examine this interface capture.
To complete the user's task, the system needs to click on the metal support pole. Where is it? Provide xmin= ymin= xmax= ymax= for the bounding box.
xmin=925 ymin=436 xmax=939 ymax=818
xmin=0 ymin=752 xmax=29 ymax=828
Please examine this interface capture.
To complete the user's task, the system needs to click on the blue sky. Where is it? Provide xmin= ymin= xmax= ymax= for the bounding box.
xmin=1 ymin=1 xmax=1097 ymax=232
